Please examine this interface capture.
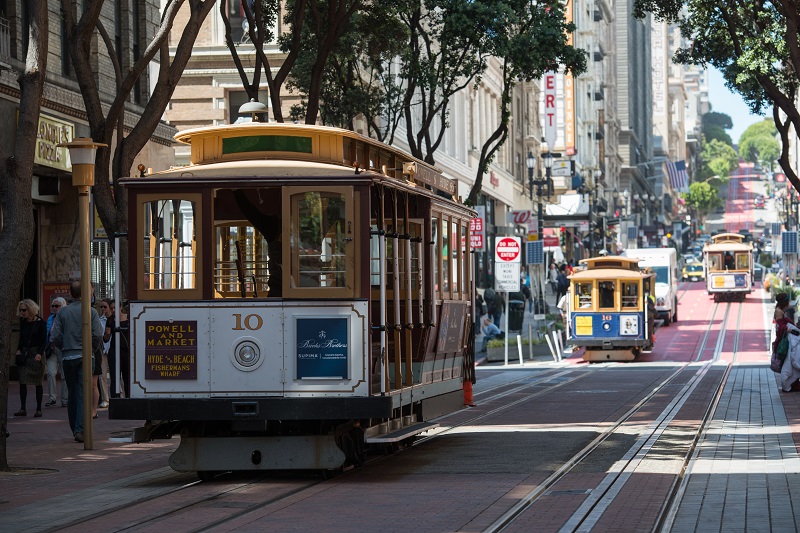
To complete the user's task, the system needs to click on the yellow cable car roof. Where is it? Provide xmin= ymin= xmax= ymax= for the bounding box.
xmin=703 ymin=241 xmax=753 ymax=252
xmin=569 ymin=269 xmax=654 ymax=281
xmin=570 ymin=256 xmax=654 ymax=280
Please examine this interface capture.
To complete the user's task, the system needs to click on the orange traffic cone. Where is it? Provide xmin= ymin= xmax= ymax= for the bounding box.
xmin=463 ymin=381 xmax=476 ymax=407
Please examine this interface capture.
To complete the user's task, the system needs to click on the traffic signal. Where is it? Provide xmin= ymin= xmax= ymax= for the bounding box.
xmin=559 ymin=226 xmax=566 ymax=246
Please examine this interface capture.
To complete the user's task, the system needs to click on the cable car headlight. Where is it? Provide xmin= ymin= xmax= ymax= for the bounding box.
xmin=231 ymin=338 xmax=264 ymax=371
xmin=602 ymin=322 xmax=611 ymax=331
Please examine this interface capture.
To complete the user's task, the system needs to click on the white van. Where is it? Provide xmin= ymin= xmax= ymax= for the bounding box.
xmin=621 ymin=248 xmax=679 ymax=325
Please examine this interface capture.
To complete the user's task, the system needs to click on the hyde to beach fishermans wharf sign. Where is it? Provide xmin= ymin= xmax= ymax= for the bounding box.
xmin=145 ymin=321 xmax=198 ymax=379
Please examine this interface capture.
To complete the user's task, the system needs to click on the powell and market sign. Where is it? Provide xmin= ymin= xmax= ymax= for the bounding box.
xmin=33 ymin=114 xmax=75 ymax=172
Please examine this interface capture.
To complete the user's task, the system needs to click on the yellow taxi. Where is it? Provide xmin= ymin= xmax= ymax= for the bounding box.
xmin=682 ymin=262 xmax=705 ymax=282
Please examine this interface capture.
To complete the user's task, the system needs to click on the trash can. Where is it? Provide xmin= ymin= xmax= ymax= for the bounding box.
xmin=508 ymin=300 xmax=525 ymax=331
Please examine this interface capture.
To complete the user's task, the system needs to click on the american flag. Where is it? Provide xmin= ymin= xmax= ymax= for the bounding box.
xmin=667 ymin=160 xmax=689 ymax=192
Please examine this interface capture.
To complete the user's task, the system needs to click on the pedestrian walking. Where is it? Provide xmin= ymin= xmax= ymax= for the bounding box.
xmin=492 ymin=290 xmax=505 ymax=327
xmin=97 ymin=298 xmax=113 ymax=408
xmin=555 ymin=264 xmax=569 ymax=306
xmin=44 ymin=297 xmax=67 ymax=407
xmin=548 ymin=262 xmax=559 ymax=294
xmin=51 ymin=281 xmax=103 ymax=443
xmin=14 ymin=299 xmax=47 ymax=418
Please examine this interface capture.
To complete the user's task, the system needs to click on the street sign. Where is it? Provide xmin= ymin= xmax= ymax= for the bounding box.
xmin=495 ymin=236 xmax=522 ymax=263
xmin=544 ymin=72 xmax=557 ymax=149
xmin=527 ymin=219 xmax=538 ymax=242
xmin=527 ymin=241 xmax=544 ymax=264
xmin=469 ymin=217 xmax=484 ymax=250
xmin=495 ymin=262 xmax=520 ymax=292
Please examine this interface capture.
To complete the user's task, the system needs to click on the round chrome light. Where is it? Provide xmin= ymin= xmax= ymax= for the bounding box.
xmin=234 ymin=340 xmax=260 ymax=368
xmin=602 ymin=322 xmax=611 ymax=331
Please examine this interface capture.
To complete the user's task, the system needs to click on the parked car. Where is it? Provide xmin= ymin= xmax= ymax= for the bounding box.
xmin=682 ymin=254 xmax=698 ymax=264
xmin=754 ymin=196 xmax=765 ymax=209
xmin=682 ymin=263 xmax=705 ymax=282
xmin=755 ymin=218 xmax=766 ymax=228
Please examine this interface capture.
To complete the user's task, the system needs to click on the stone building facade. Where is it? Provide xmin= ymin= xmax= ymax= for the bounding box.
xmin=4 ymin=0 xmax=175 ymax=308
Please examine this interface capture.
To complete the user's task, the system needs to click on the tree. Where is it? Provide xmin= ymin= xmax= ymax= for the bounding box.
xmin=62 ymin=0 xmax=217 ymax=296
xmin=0 ymin=1 xmax=48 ymax=470
xmin=220 ymin=0 xmax=301 ymax=123
xmin=699 ymin=139 xmax=738 ymax=181
xmin=632 ymin=0 xmax=800 ymax=193
xmin=738 ymin=119 xmax=780 ymax=165
xmin=286 ymin=0 xmax=408 ymax=140
xmin=702 ymin=111 xmax=733 ymax=145
xmin=466 ymin=0 xmax=586 ymax=206
xmin=703 ymin=124 xmax=732 ymax=146
xmin=683 ymin=181 xmax=723 ymax=223
xmin=703 ymin=111 xmax=733 ymax=131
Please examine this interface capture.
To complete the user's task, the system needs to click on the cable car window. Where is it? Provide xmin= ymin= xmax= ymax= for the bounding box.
xmin=621 ymin=282 xmax=638 ymax=308
xmin=215 ymin=225 xmax=270 ymax=297
xmin=432 ymin=215 xmax=440 ymax=296
xmin=724 ymin=252 xmax=735 ymax=269
xmin=142 ymin=199 xmax=197 ymax=290
xmin=289 ymin=190 xmax=349 ymax=290
xmin=451 ymin=219 xmax=460 ymax=297
xmin=735 ymin=253 xmax=749 ymax=270
xmin=461 ymin=223 xmax=469 ymax=295
xmin=575 ymin=282 xmax=592 ymax=309
xmin=598 ymin=281 xmax=616 ymax=309
xmin=442 ymin=215 xmax=450 ymax=294
xmin=707 ymin=253 xmax=722 ymax=271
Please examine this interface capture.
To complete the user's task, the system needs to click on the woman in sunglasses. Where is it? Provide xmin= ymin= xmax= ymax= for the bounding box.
xmin=15 ymin=299 xmax=47 ymax=417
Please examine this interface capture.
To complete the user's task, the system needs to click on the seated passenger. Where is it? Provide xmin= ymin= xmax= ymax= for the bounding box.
xmin=480 ymin=318 xmax=504 ymax=352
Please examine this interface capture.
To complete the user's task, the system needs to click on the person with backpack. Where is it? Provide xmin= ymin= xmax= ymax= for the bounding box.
xmin=521 ymin=277 xmax=533 ymax=313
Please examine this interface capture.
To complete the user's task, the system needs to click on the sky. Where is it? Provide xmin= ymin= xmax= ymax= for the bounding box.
xmin=707 ymin=67 xmax=770 ymax=144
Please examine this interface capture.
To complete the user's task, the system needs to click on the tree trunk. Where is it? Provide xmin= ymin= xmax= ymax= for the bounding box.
xmin=0 ymin=0 xmax=48 ymax=470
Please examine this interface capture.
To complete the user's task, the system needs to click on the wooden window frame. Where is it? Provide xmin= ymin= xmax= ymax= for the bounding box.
xmin=282 ymin=186 xmax=356 ymax=299
xmin=136 ymin=192 xmax=203 ymax=301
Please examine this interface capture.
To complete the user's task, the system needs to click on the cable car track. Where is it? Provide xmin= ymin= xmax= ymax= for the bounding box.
xmin=37 ymin=303 xmax=748 ymax=532
xmin=485 ymin=291 xmax=744 ymax=532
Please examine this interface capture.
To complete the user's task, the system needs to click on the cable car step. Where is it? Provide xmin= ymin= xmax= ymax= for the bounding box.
xmin=365 ymin=422 xmax=439 ymax=443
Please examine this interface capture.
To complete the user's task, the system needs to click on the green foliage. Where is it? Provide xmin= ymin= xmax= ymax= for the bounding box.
xmin=699 ymin=139 xmax=738 ymax=181
xmin=703 ymin=125 xmax=732 ymax=146
xmin=703 ymin=111 xmax=733 ymax=131
xmin=683 ymin=181 xmax=723 ymax=216
xmin=486 ymin=336 xmax=542 ymax=349
xmin=770 ymin=279 xmax=800 ymax=301
xmin=702 ymin=112 xmax=733 ymax=146
xmin=738 ymin=120 xmax=779 ymax=164
xmin=760 ymin=254 xmax=772 ymax=268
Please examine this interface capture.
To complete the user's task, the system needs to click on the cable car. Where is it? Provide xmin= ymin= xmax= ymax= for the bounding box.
xmin=566 ymin=256 xmax=656 ymax=362
xmin=703 ymin=232 xmax=754 ymax=301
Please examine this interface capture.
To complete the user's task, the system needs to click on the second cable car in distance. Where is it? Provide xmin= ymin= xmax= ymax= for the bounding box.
xmin=566 ymin=256 xmax=656 ymax=362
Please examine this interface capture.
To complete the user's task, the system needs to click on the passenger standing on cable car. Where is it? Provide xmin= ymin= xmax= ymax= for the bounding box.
xmin=724 ymin=252 xmax=735 ymax=270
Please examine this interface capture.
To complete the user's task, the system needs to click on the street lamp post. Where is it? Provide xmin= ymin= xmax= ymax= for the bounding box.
xmin=528 ymin=150 xmax=558 ymax=312
xmin=58 ymin=137 xmax=107 ymax=450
